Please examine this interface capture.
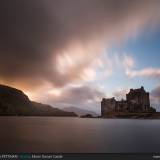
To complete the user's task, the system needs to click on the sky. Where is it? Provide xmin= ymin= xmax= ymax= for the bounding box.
xmin=0 ymin=0 xmax=160 ymax=113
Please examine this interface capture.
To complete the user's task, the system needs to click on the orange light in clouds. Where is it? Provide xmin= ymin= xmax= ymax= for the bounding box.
xmin=48 ymin=88 xmax=61 ymax=96
xmin=55 ymin=41 xmax=103 ymax=75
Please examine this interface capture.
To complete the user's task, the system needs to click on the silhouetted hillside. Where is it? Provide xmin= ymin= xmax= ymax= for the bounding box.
xmin=0 ymin=84 xmax=77 ymax=117
xmin=31 ymin=102 xmax=77 ymax=116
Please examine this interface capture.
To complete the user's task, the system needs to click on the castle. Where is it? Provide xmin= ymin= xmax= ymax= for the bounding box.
xmin=101 ymin=86 xmax=156 ymax=117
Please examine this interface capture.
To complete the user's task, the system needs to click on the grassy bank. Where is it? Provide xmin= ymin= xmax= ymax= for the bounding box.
xmin=103 ymin=112 xmax=160 ymax=119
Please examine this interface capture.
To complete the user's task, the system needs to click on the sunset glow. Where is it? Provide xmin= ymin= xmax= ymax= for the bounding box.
xmin=0 ymin=0 xmax=160 ymax=113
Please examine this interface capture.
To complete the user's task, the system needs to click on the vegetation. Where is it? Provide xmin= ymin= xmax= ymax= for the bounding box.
xmin=103 ymin=111 xmax=160 ymax=119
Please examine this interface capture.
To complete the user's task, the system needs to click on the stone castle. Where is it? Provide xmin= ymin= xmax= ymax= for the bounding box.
xmin=101 ymin=86 xmax=156 ymax=117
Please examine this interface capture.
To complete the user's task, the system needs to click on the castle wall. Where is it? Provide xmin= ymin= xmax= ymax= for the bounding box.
xmin=116 ymin=100 xmax=128 ymax=112
xmin=101 ymin=98 xmax=116 ymax=116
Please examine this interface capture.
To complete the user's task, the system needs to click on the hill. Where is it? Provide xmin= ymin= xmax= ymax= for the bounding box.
xmin=62 ymin=106 xmax=98 ymax=117
xmin=0 ymin=84 xmax=77 ymax=117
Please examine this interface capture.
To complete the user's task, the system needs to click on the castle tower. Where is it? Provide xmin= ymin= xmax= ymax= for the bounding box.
xmin=101 ymin=97 xmax=116 ymax=117
xmin=126 ymin=86 xmax=150 ymax=111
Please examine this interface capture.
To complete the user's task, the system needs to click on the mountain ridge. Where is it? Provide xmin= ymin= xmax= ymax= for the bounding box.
xmin=62 ymin=106 xmax=98 ymax=117
xmin=0 ymin=84 xmax=77 ymax=117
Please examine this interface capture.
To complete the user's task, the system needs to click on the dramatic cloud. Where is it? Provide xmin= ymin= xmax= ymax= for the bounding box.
xmin=1 ymin=0 xmax=160 ymax=112
xmin=0 ymin=0 xmax=160 ymax=91
xmin=36 ymin=85 xmax=106 ymax=113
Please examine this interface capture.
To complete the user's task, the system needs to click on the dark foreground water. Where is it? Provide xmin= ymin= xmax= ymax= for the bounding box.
xmin=0 ymin=117 xmax=160 ymax=153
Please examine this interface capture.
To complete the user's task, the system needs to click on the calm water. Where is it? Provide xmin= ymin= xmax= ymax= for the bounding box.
xmin=0 ymin=117 xmax=160 ymax=153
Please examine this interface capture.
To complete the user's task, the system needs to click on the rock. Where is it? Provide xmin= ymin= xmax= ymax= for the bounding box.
xmin=80 ymin=114 xmax=93 ymax=118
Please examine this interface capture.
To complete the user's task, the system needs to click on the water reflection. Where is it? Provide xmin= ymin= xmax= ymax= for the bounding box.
xmin=0 ymin=117 xmax=160 ymax=153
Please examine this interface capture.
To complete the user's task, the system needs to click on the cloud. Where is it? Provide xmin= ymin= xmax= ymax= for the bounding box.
xmin=0 ymin=0 xmax=160 ymax=91
xmin=123 ymin=55 xmax=135 ymax=69
xmin=122 ymin=54 xmax=160 ymax=79
xmin=113 ymin=88 xmax=129 ymax=100
xmin=37 ymin=85 xmax=106 ymax=113
xmin=88 ymin=54 xmax=114 ymax=80
xmin=151 ymin=86 xmax=160 ymax=111
xmin=92 ymin=53 xmax=136 ymax=81
xmin=126 ymin=68 xmax=160 ymax=79
xmin=151 ymin=86 xmax=160 ymax=102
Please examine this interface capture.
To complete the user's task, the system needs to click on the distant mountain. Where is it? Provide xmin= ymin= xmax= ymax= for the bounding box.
xmin=0 ymin=84 xmax=77 ymax=117
xmin=62 ymin=106 xmax=98 ymax=117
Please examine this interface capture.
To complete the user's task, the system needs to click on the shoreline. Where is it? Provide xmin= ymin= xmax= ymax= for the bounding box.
xmin=1 ymin=113 xmax=160 ymax=119
xmin=101 ymin=112 xmax=160 ymax=119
